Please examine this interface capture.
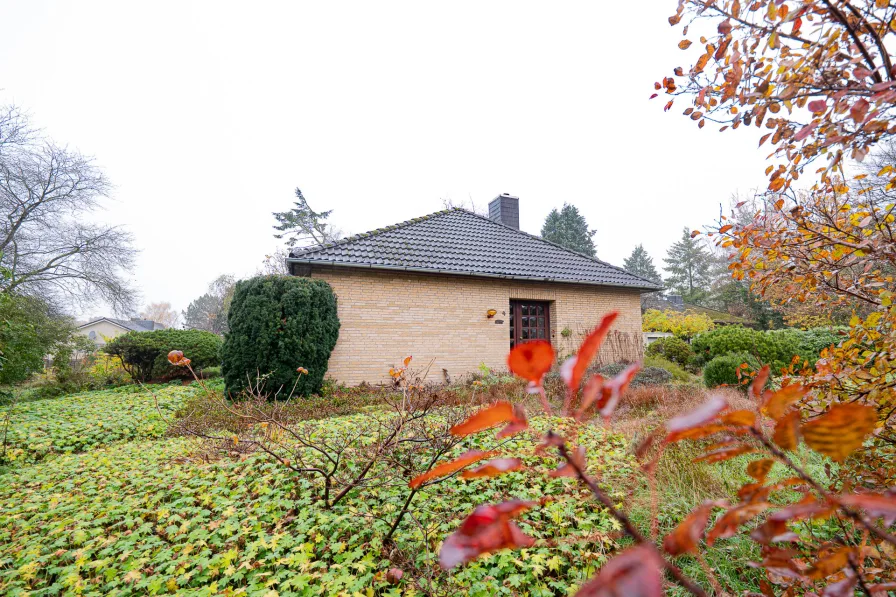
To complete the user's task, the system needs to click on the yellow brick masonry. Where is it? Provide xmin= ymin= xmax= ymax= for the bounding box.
xmin=308 ymin=266 xmax=644 ymax=385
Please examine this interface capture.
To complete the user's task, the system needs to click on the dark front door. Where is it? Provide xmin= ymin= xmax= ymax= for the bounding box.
xmin=509 ymin=300 xmax=551 ymax=348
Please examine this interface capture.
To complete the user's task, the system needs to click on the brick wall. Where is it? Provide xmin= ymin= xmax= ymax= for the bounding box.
xmin=307 ymin=266 xmax=644 ymax=385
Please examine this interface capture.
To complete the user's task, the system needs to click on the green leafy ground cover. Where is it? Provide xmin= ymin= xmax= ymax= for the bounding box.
xmin=0 ymin=388 xmax=637 ymax=596
xmin=0 ymin=384 xmax=196 ymax=463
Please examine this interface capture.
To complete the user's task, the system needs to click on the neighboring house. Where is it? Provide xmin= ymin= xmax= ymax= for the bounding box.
xmin=76 ymin=318 xmax=167 ymax=348
xmin=287 ymin=194 xmax=662 ymax=384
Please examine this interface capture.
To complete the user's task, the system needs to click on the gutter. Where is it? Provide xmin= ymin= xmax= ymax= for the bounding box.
xmin=285 ymin=258 xmax=663 ymax=292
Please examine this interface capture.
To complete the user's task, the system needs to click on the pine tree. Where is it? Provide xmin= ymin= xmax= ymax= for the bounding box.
xmin=273 ymin=188 xmax=341 ymax=249
xmin=540 ymin=203 xmax=597 ymax=257
xmin=623 ymin=245 xmax=662 ymax=286
xmin=663 ymin=228 xmax=713 ymax=303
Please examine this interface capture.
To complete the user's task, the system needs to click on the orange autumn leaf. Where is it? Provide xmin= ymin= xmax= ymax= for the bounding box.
xmin=666 ymin=423 xmax=728 ymax=443
xmin=451 ymin=402 xmax=515 ymax=437
xmin=678 ymin=39 xmax=693 ymax=49
xmin=409 ymin=450 xmax=495 ymax=489
xmin=663 ymin=500 xmax=726 ymax=556
xmin=564 ymin=312 xmax=618 ymax=392
xmin=720 ymin=410 xmax=756 ymax=427
xmin=749 ymin=519 xmax=799 ymax=545
xmin=838 ymin=492 xmax=896 ymax=522
xmin=507 ymin=340 xmax=554 ymax=386
xmin=746 ymin=458 xmax=775 ymax=483
xmin=748 ymin=365 xmax=770 ymax=401
xmin=693 ymin=444 xmax=756 ymax=464
xmin=772 ymin=410 xmax=800 ymax=451
xmin=807 ymin=546 xmax=852 ymax=580
xmin=801 ymin=404 xmax=877 ymax=462
xmin=665 ymin=394 xmax=728 ymax=441
xmin=706 ymin=502 xmax=770 ymax=545
xmin=761 ymin=384 xmax=806 ymax=420
xmin=461 ymin=458 xmax=524 ymax=480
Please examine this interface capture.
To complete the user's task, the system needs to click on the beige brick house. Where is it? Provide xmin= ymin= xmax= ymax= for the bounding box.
xmin=287 ymin=195 xmax=660 ymax=385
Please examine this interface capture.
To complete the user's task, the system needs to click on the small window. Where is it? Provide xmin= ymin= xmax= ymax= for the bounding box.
xmin=88 ymin=331 xmax=97 ymax=340
xmin=509 ymin=300 xmax=551 ymax=348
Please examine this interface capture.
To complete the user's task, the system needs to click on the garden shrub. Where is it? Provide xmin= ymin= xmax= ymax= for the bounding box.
xmin=104 ymin=329 xmax=222 ymax=382
xmin=645 ymin=336 xmax=693 ymax=368
xmin=703 ymin=352 xmax=761 ymax=389
xmin=222 ymin=275 xmax=340 ymax=398
xmin=643 ymin=355 xmax=693 ymax=383
xmin=596 ymin=363 xmax=673 ymax=387
xmin=692 ymin=325 xmax=846 ymax=373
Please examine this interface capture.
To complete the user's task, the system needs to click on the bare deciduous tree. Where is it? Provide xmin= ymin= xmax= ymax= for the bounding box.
xmin=140 ymin=301 xmax=180 ymax=328
xmin=0 ymin=106 xmax=137 ymax=313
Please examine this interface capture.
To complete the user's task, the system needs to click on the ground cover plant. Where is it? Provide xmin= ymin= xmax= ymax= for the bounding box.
xmin=0 ymin=384 xmax=194 ymax=463
xmin=0 ymin=408 xmax=638 ymax=596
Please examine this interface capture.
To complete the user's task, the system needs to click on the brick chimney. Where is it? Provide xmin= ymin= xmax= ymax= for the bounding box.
xmin=488 ymin=193 xmax=520 ymax=230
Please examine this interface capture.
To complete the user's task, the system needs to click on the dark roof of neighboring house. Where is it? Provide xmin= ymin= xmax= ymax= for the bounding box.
xmin=287 ymin=208 xmax=662 ymax=291
xmin=77 ymin=318 xmax=161 ymax=332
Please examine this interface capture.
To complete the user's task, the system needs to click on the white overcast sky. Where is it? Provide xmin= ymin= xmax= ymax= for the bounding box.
xmin=1 ymin=1 xmax=771 ymax=318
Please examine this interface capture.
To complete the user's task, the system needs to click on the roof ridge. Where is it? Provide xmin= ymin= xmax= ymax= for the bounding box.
xmin=289 ymin=208 xmax=458 ymax=258
xmin=457 ymin=209 xmax=664 ymax=288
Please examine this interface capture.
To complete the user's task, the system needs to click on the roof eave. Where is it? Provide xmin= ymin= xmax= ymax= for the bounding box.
xmin=286 ymin=258 xmax=663 ymax=292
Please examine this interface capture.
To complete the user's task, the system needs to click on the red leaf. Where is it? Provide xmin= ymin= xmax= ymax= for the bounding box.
xmin=461 ymin=458 xmax=524 ymax=480
xmin=769 ymin=496 xmax=834 ymax=522
xmin=495 ymin=404 xmax=529 ymax=439
xmin=575 ymin=545 xmax=664 ymax=597
xmin=794 ymin=122 xmax=816 ymax=141
xmin=563 ymin=312 xmax=618 ymax=393
xmin=808 ymin=99 xmax=827 ymax=114
xmin=439 ymin=500 xmax=536 ymax=569
xmin=850 ymin=98 xmax=870 ymax=123
xmin=666 ymin=394 xmax=727 ymax=436
xmin=451 ymin=402 xmax=516 ymax=437
xmin=507 ymin=340 xmax=554 ymax=386
xmin=838 ymin=492 xmax=896 ymax=525
xmin=386 ymin=568 xmax=404 ymax=584
xmin=409 ymin=450 xmax=495 ymax=488
xmin=694 ymin=444 xmax=756 ymax=463
xmin=576 ymin=363 xmax=640 ymax=421
xmin=750 ymin=519 xmax=799 ymax=544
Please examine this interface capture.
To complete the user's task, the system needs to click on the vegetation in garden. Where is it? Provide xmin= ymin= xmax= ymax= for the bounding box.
xmin=642 ymin=309 xmax=714 ymax=340
xmin=540 ymin=203 xmax=598 ymax=258
xmin=104 ymin=328 xmax=223 ymax=383
xmin=222 ymin=275 xmax=339 ymax=397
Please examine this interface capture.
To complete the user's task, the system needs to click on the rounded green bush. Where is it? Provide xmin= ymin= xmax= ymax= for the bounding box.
xmin=703 ymin=352 xmax=761 ymax=389
xmin=645 ymin=336 xmax=694 ymax=368
xmin=104 ymin=329 xmax=222 ymax=382
xmin=596 ymin=363 xmax=673 ymax=387
xmin=222 ymin=275 xmax=340 ymax=398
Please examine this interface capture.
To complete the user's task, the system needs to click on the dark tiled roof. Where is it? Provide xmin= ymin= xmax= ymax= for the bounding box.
xmin=288 ymin=209 xmax=661 ymax=291
xmin=78 ymin=318 xmax=159 ymax=332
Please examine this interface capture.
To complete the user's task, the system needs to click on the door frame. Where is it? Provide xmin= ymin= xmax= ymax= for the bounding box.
xmin=509 ymin=299 xmax=552 ymax=348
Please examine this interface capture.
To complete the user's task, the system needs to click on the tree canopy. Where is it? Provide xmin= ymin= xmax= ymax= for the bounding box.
xmin=182 ymin=275 xmax=236 ymax=335
xmin=623 ymin=244 xmax=663 ymax=286
xmin=662 ymin=228 xmax=713 ymax=303
xmin=540 ymin=203 xmax=596 ymax=257
xmin=273 ymin=188 xmax=341 ymax=250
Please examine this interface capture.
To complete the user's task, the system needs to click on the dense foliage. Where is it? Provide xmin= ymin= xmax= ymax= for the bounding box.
xmin=642 ymin=308 xmax=714 ymax=340
xmin=0 ymin=384 xmax=190 ymax=463
xmin=622 ymin=244 xmax=663 ymax=287
xmin=662 ymin=228 xmax=714 ymax=304
xmin=692 ymin=325 xmax=843 ymax=373
xmin=0 ymin=295 xmax=73 ymax=385
xmin=540 ymin=203 xmax=597 ymax=257
xmin=222 ymin=275 xmax=339 ymax=397
xmin=104 ymin=329 xmax=222 ymax=383
xmin=645 ymin=336 xmax=693 ymax=369
xmin=702 ymin=352 xmax=760 ymax=389
xmin=0 ymin=386 xmax=637 ymax=596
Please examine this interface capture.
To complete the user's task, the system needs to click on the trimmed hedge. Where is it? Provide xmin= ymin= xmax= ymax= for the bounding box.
xmin=104 ymin=329 xmax=222 ymax=382
xmin=222 ymin=276 xmax=340 ymax=398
